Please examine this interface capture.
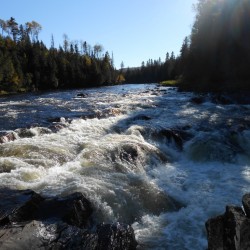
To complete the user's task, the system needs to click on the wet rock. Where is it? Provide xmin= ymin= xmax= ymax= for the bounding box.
xmin=76 ymin=93 xmax=88 ymax=98
xmin=0 ymin=189 xmax=137 ymax=250
xmin=47 ymin=117 xmax=70 ymax=123
xmin=206 ymin=215 xmax=224 ymax=250
xmin=80 ymin=112 xmax=98 ymax=120
xmin=211 ymin=94 xmax=234 ymax=105
xmin=0 ymin=132 xmax=17 ymax=143
xmin=190 ymin=96 xmax=204 ymax=104
xmin=0 ymin=189 xmax=44 ymax=225
xmin=16 ymin=128 xmax=37 ymax=138
xmin=206 ymin=195 xmax=250 ymax=250
xmin=242 ymin=194 xmax=250 ymax=218
xmin=95 ymin=223 xmax=137 ymax=250
xmin=0 ymin=189 xmax=92 ymax=228
xmin=158 ymin=128 xmax=191 ymax=150
xmin=132 ymin=114 xmax=151 ymax=121
xmin=33 ymin=192 xmax=92 ymax=228
xmin=0 ymin=127 xmax=53 ymax=143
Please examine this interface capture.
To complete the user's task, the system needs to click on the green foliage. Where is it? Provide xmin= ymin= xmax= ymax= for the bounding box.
xmin=160 ymin=80 xmax=179 ymax=86
xmin=124 ymin=53 xmax=179 ymax=83
xmin=0 ymin=18 xmax=117 ymax=94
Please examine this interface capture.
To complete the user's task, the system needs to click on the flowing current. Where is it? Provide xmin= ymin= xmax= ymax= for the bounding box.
xmin=1 ymin=84 xmax=250 ymax=249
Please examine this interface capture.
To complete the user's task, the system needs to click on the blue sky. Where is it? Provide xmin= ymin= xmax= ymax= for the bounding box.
xmin=1 ymin=0 xmax=197 ymax=68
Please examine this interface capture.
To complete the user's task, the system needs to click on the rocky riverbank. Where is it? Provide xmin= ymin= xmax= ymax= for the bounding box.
xmin=0 ymin=189 xmax=137 ymax=250
xmin=206 ymin=194 xmax=250 ymax=250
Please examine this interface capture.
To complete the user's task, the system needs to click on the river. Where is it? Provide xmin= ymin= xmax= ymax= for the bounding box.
xmin=0 ymin=84 xmax=250 ymax=249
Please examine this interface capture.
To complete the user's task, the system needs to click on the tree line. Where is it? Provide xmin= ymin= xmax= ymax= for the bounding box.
xmin=124 ymin=51 xmax=179 ymax=83
xmin=125 ymin=0 xmax=250 ymax=92
xmin=180 ymin=0 xmax=250 ymax=92
xmin=0 ymin=17 xmax=122 ymax=94
xmin=1 ymin=0 xmax=250 ymax=94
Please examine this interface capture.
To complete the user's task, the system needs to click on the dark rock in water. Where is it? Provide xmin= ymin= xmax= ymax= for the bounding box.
xmin=206 ymin=214 xmax=224 ymax=250
xmin=0 ymin=189 xmax=137 ymax=250
xmin=211 ymin=94 xmax=234 ymax=105
xmin=0 ymin=220 xmax=137 ymax=250
xmin=0 ymin=189 xmax=44 ymax=225
xmin=76 ymin=93 xmax=88 ymax=98
xmin=16 ymin=128 xmax=36 ymax=138
xmin=158 ymin=128 xmax=191 ymax=150
xmin=132 ymin=114 xmax=151 ymax=121
xmin=0 ymin=132 xmax=17 ymax=143
xmin=190 ymin=96 xmax=204 ymax=104
xmin=242 ymin=194 xmax=250 ymax=218
xmin=33 ymin=192 xmax=92 ymax=228
xmin=0 ymin=189 xmax=92 ymax=228
xmin=206 ymin=194 xmax=250 ymax=250
xmin=47 ymin=117 xmax=69 ymax=123
xmin=95 ymin=223 xmax=137 ymax=250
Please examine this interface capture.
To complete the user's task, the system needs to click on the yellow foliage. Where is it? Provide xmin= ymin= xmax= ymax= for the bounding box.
xmin=116 ymin=74 xmax=125 ymax=83
xmin=12 ymin=73 xmax=21 ymax=85
xmin=84 ymin=56 xmax=92 ymax=67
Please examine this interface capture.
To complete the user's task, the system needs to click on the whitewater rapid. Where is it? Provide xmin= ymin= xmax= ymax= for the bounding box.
xmin=0 ymin=84 xmax=250 ymax=249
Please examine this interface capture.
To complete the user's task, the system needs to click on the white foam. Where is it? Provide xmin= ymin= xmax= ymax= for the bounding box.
xmin=0 ymin=84 xmax=249 ymax=249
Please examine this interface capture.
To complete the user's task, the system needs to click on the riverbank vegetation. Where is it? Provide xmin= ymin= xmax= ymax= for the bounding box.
xmin=1 ymin=0 xmax=249 ymax=94
xmin=0 ymin=18 xmax=120 ymax=94
xmin=124 ymin=0 xmax=250 ymax=92
xmin=180 ymin=0 xmax=250 ymax=92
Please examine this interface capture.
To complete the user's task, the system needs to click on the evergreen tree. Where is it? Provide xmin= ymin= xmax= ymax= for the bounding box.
xmin=181 ymin=0 xmax=250 ymax=92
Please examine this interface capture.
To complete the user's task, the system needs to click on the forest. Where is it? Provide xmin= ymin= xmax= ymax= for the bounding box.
xmin=1 ymin=0 xmax=250 ymax=94
xmin=0 ymin=18 xmax=121 ymax=94
xmin=125 ymin=0 xmax=250 ymax=92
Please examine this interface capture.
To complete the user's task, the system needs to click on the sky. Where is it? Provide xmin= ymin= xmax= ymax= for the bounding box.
xmin=1 ymin=0 xmax=198 ymax=68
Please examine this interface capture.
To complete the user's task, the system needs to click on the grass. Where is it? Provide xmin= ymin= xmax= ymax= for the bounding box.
xmin=159 ymin=80 xmax=179 ymax=86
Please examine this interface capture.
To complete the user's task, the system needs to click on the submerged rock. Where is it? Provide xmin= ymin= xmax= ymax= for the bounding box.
xmin=206 ymin=194 xmax=250 ymax=250
xmin=0 ymin=189 xmax=137 ymax=250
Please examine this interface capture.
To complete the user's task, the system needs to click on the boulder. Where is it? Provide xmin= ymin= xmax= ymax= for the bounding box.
xmin=0 ymin=189 xmax=137 ymax=250
xmin=0 ymin=132 xmax=17 ymax=143
xmin=242 ymin=194 xmax=250 ymax=218
xmin=0 ymin=189 xmax=44 ymax=225
xmin=206 ymin=195 xmax=250 ymax=250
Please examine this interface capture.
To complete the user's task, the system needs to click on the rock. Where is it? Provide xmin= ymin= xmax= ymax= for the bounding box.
xmin=33 ymin=192 xmax=92 ymax=228
xmin=206 ymin=196 xmax=250 ymax=250
xmin=16 ymin=128 xmax=36 ymax=138
xmin=211 ymin=94 xmax=234 ymax=105
xmin=206 ymin=215 xmax=224 ymax=250
xmin=132 ymin=114 xmax=151 ymax=121
xmin=190 ymin=96 xmax=204 ymax=104
xmin=0 ymin=220 xmax=137 ymax=250
xmin=0 ymin=132 xmax=17 ymax=143
xmin=158 ymin=128 xmax=191 ymax=150
xmin=76 ymin=93 xmax=88 ymax=98
xmin=0 ymin=189 xmax=44 ymax=225
xmin=242 ymin=194 xmax=250 ymax=218
xmin=0 ymin=189 xmax=92 ymax=228
xmin=95 ymin=223 xmax=137 ymax=250
xmin=0 ymin=189 xmax=137 ymax=250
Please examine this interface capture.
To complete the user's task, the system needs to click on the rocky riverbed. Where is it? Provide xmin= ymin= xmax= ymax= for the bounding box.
xmin=0 ymin=188 xmax=137 ymax=249
xmin=1 ymin=84 xmax=250 ymax=249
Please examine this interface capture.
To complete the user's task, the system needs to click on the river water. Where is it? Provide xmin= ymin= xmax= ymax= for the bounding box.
xmin=0 ymin=84 xmax=250 ymax=249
